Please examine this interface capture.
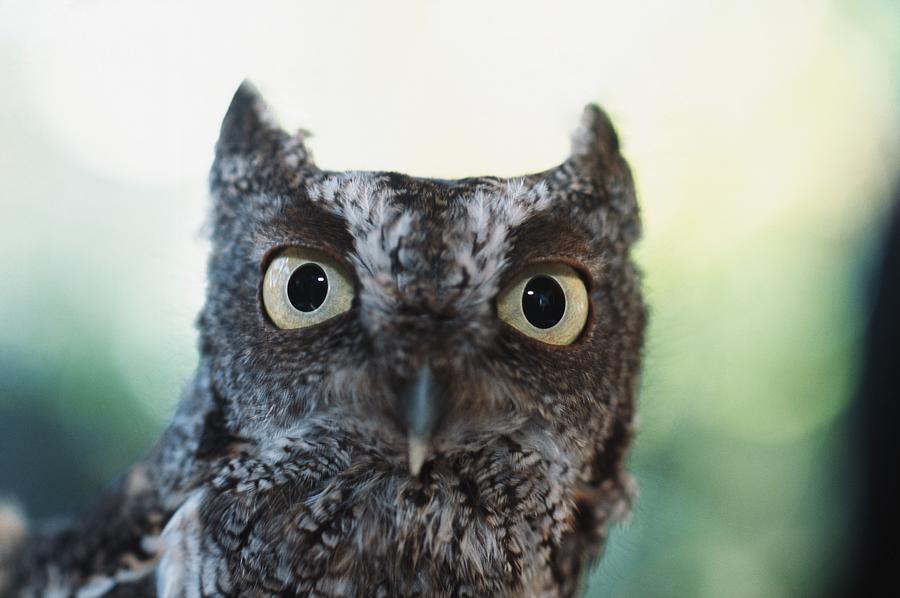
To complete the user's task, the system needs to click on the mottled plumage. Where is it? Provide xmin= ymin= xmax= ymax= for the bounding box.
xmin=1 ymin=82 xmax=645 ymax=597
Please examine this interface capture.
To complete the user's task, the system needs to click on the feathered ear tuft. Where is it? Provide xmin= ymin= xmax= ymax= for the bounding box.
xmin=211 ymin=81 xmax=317 ymax=204
xmin=532 ymin=104 xmax=639 ymax=247
xmin=569 ymin=104 xmax=621 ymax=168
xmin=217 ymin=80 xmax=283 ymax=156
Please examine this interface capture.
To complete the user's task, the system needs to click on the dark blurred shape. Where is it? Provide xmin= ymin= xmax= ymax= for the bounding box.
xmin=834 ymin=189 xmax=900 ymax=596
xmin=0 ymin=356 xmax=108 ymax=520
xmin=0 ymin=407 xmax=98 ymax=519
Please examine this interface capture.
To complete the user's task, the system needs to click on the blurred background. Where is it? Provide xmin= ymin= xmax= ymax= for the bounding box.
xmin=1 ymin=1 xmax=898 ymax=596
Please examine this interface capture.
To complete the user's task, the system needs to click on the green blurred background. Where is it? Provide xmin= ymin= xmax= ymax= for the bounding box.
xmin=1 ymin=1 xmax=898 ymax=596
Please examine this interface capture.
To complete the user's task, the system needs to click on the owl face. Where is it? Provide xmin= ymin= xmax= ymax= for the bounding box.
xmin=199 ymin=82 xmax=644 ymax=497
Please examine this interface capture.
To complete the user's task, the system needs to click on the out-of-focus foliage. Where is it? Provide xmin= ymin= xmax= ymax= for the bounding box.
xmin=1 ymin=1 xmax=897 ymax=596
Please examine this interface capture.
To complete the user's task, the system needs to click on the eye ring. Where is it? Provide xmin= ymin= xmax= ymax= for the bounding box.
xmin=496 ymin=263 xmax=590 ymax=346
xmin=262 ymin=247 xmax=354 ymax=329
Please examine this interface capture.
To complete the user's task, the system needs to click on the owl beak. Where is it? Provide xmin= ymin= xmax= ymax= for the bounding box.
xmin=401 ymin=365 xmax=443 ymax=477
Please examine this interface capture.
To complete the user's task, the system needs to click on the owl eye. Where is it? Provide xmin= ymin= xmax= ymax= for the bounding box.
xmin=496 ymin=263 xmax=589 ymax=346
xmin=262 ymin=247 xmax=354 ymax=329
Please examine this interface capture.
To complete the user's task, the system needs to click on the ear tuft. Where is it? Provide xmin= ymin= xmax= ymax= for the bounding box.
xmin=211 ymin=81 xmax=317 ymax=203
xmin=570 ymin=104 xmax=621 ymax=163
xmin=217 ymin=80 xmax=282 ymax=156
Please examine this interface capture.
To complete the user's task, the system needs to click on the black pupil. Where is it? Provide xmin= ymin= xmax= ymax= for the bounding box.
xmin=522 ymin=276 xmax=566 ymax=329
xmin=287 ymin=264 xmax=329 ymax=312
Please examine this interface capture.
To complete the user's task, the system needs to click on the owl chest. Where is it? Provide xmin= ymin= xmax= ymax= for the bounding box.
xmin=156 ymin=444 xmax=575 ymax=597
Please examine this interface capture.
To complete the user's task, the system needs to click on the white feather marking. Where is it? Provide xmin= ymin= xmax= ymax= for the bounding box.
xmin=157 ymin=490 xmax=206 ymax=598
xmin=306 ymin=173 xmax=556 ymax=322
xmin=0 ymin=501 xmax=27 ymax=595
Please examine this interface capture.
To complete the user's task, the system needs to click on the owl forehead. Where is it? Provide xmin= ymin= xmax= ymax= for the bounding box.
xmin=305 ymin=171 xmax=552 ymax=311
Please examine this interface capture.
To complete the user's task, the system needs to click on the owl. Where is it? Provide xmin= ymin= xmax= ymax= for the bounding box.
xmin=0 ymin=82 xmax=645 ymax=597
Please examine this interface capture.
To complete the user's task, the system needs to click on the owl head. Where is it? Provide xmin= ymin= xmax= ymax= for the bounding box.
xmin=197 ymin=82 xmax=644 ymax=561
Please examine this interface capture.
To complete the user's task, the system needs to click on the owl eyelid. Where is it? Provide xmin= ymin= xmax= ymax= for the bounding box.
xmin=499 ymin=257 xmax=593 ymax=292
xmin=259 ymin=243 xmax=358 ymax=286
xmin=502 ymin=320 xmax=594 ymax=351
